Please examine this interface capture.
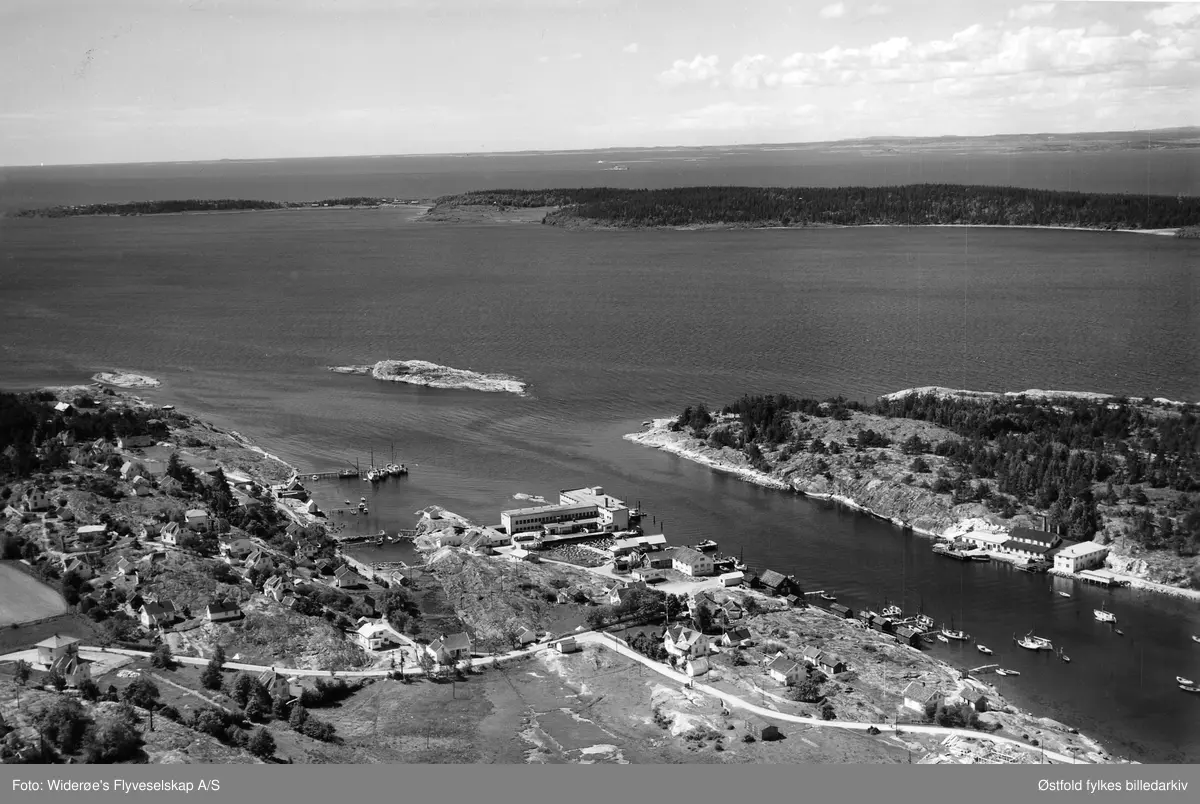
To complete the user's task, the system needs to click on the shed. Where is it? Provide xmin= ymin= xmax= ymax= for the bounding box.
xmin=829 ymin=603 xmax=853 ymax=619
xmin=685 ymin=657 xmax=710 ymax=677
xmin=556 ymin=637 xmax=579 ymax=654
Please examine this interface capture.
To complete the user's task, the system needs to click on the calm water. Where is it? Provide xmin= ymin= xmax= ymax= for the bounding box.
xmin=1 ymin=159 xmax=1199 ymax=762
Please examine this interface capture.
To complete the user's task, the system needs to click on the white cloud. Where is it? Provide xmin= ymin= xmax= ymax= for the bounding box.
xmin=730 ymin=54 xmax=772 ymax=89
xmin=1146 ymin=4 xmax=1200 ymax=27
xmin=664 ymin=101 xmax=818 ymax=132
xmin=623 ymin=43 xmax=639 ymax=54
xmin=1008 ymin=4 xmax=1055 ymax=22
xmin=818 ymin=3 xmax=845 ymax=19
xmin=569 ymin=52 xmax=583 ymax=60
xmin=863 ymin=3 xmax=890 ymax=16
xmin=658 ymin=54 xmax=720 ymax=86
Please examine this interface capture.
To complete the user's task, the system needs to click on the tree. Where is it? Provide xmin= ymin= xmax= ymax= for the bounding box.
xmin=14 ymin=659 xmax=31 ymax=686
xmin=288 ymin=703 xmax=309 ymax=732
xmin=201 ymin=645 xmax=226 ymax=691
xmin=35 ymin=697 xmax=92 ymax=754
xmin=820 ymin=702 xmax=836 ymax=721
xmin=150 ymin=643 xmax=175 ymax=670
xmin=84 ymin=703 xmax=143 ymax=763
xmin=78 ymin=679 xmax=101 ymax=702
xmin=47 ymin=668 xmax=67 ymax=692
xmin=247 ymin=727 xmax=276 ymax=759
xmin=789 ymin=677 xmax=823 ymax=703
xmin=122 ymin=677 xmax=160 ymax=710
xmin=232 ymin=673 xmax=257 ymax=709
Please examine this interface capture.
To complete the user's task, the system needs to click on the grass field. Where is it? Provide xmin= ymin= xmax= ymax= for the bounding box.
xmin=0 ymin=562 xmax=68 ymax=626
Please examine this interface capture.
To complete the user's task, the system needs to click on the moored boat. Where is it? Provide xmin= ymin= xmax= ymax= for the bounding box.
xmin=882 ymin=605 xmax=903 ymax=618
xmin=937 ymin=633 xmax=950 ymax=643
xmin=1181 ymin=684 xmax=1200 ymax=694
xmin=977 ymin=645 xmax=993 ymax=655
xmin=694 ymin=539 xmax=718 ymax=553
xmin=1017 ymin=632 xmax=1053 ymax=651
xmin=996 ymin=668 xmax=1020 ymax=676
xmin=1058 ymin=591 xmax=1071 ymax=598
xmin=941 ymin=628 xmax=970 ymax=642
xmin=1178 ymin=676 xmax=1195 ymax=686
xmin=819 ymin=593 xmax=836 ymax=602
xmin=1094 ymin=604 xmax=1116 ymax=623
xmin=1192 ymin=635 xmax=1199 ymax=644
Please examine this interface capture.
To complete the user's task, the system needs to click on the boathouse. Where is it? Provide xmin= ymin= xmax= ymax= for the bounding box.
xmin=1053 ymin=541 xmax=1109 ymax=574
xmin=829 ymin=603 xmax=853 ymax=619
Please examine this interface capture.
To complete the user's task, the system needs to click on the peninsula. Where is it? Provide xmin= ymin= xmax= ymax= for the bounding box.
xmin=626 ymin=389 xmax=1200 ymax=596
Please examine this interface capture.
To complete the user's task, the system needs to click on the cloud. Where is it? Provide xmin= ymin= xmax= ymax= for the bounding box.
xmin=1146 ymin=4 xmax=1200 ymax=27
xmin=537 ymin=55 xmax=550 ymax=63
xmin=818 ymin=3 xmax=845 ymax=19
xmin=863 ymin=3 xmax=889 ymax=15
xmin=1008 ymin=3 xmax=1055 ymax=22
xmin=664 ymin=101 xmax=818 ymax=132
xmin=569 ymin=52 xmax=583 ymax=60
xmin=658 ymin=54 xmax=720 ymax=86
xmin=730 ymin=54 xmax=772 ymax=90
xmin=623 ymin=43 xmax=639 ymax=54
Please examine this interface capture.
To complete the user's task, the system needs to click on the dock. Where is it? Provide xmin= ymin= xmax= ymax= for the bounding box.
xmin=971 ymin=663 xmax=999 ymax=674
xmin=303 ymin=470 xmax=364 ymax=481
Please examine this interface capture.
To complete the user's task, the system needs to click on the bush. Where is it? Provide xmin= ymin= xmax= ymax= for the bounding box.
xmin=35 ymin=698 xmax=92 ymax=754
xmin=83 ymin=703 xmax=143 ymax=763
xmin=820 ymin=702 xmax=836 ymax=721
xmin=247 ymin=727 xmax=276 ymax=759
xmin=150 ymin=643 xmax=175 ymax=670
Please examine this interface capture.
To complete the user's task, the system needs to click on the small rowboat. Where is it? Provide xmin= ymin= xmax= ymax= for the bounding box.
xmin=977 ymin=645 xmax=993 ymax=655
xmin=996 ymin=668 xmax=1020 ymax=676
xmin=1181 ymin=684 xmax=1200 ymax=694
xmin=1178 ymin=676 xmax=1196 ymax=686
xmin=936 ymin=634 xmax=950 ymax=643
xmin=1058 ymin=592 xmax=1071 ymax=598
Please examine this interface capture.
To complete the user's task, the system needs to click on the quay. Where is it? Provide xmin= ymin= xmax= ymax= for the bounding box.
xmin=303 ymin=469 xmax=363 ymax=481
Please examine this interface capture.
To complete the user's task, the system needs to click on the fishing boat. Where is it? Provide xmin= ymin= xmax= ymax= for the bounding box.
xmin=344 ymin=500 xmax=351 ymax=506
xmin=1058 ymin=648 xmax=1071 ymax=663
xmin=937 ymin=633 xmax=950 ymax=643
xmin=882 ymin=605 xmax=903 ymax=619
xmin=996 ymin=668 xmax=1020 ymax=676
xmin=915 ymin=614 xmax=935 ymax=631
xmin=311 ymin=474 xmax=319 ymax=481
xmin=1058 ymin=591 xmax=1071 ymax=598
xmin=1094 ymin=603 xmax=1116 ymax=624
xmin=977 ymin=645 xmax=993 ymax=655
xmin=819 ymin=592 xmax=837 ymax=602
xmin=1114 ymin=628 xmax=1124 ymax=636
xmin=1176 ymin=676 xmax=1195 ymax=686
xmin=338 ymin=468 xmax=358 ymax=479
xmin=1192 ymin=635 xmax=1200 ymax=644
xmin=941 ymin=627 xmax=970 ymax=642
xmin=694 ymin=539 xmax=718 ymax=553
xmin=1181 ymin=684 xmax=1200 ymax=694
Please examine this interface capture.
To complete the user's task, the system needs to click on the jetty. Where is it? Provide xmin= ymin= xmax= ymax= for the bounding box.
xmin=971 ymin=663 xmax=1000 ymax=674
xmin=304 ymin=469 xmax=364 ymax=481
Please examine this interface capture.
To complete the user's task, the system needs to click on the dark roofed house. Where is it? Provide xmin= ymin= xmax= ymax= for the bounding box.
xmin=206 ymin=599 xmax=242 ymax=622
xmin=757 ymin=569 xmax=801 ymax=597
xmin=817 ymin=652 xmax=847 ymax=675
xmin=333 ymin=566 xmax=364 ymax=589
xmin=721 ymin=626 xmax=753 ymax=647
xmin=893 ymin=625 xmax=922 ymax=647
xmin=829 ymin=603 xmax=853 ymax=619
xmin=1002 ymin=526 xmax=1061 ymax=560
xmin=140 ymin=600 xmax=178 ymax=628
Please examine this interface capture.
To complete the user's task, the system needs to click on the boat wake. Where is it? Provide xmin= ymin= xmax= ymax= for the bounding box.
xmin=92 ymin=371 xmax=161 ymax=389
xmin=329 ymin=359 xmax=527 ymax=395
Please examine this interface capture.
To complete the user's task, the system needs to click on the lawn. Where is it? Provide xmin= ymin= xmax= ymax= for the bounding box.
xmin=0 ymin=562 xmax=68 ymax=626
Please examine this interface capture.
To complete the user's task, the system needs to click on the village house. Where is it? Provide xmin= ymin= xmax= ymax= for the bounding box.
xmin=333 ymin=566 xmax=363 ymax=589
xmin=205 ymin=599 xmax=242 ymax=623
xmin=140 ymin=600 xmax=179 ymax=629
xmin=185 ymin=509 xmax=211 ymax=531
xmin=244 ymin=551 xmax=275 ymax=574
xmin=75 ymin=524 xmax=107 ymax=541
xmin=1053 ymin=541 xmax=1110 ymax=574
xmin=220 ymin=538 xmax=257 ymax=561
xmin=297 ymin=541 xmax=321 ymax=559
xmin=112 ymin=571 xmax=139 ymax=593
xmin=116 ymin=434 xmax=155 ymax=450
xmin=903 ymin=680 xmax=943 ymax=713
xmin=427 ymin=632 xmax=472 ymax=665
xmin=62 ymin=557 xmax=93 ymax=580
xmin=355 ymin=620 xmax=406 ymax=651
xmin=515 ymin=627 xmax=538 ymax=647
xmin=893 ymin=625 xmax=923 ymax=648
xmin=756 ymin=569 xmax=802 ymax=597
xmin=556 ymin=636 xmax=579 ymax=654
xmin=116 ymin=556 xmax=135 ymax=576
xmin=720 ymin=626 xmax=753 ymax=647
xmin=130 ymin=476 xmax=153 ymax=496
xmin=663 ymin=625 xmax=709 ymax=659
xmin=257 ymin=669 xmax=304 ymax=704
xmin=34 ymin=635 xmax=91 ymax=687
xmin=54 ymin=402 xmax=74 ymax=416
xmin=669 ymin=546 xmax=714 ymax=577
xmin=767 ymin=656 xmax=803 ymax=686
xmin=745 ymin=716 xmax=783 ymax=742
xmin=263 ymin=575 xmax=292 ymax=601
xmin=160 ymin=521 xmax=181 ymax=546
xmin=21 ymin=487 xmax=52 ymax=512
xmin=119 ymin=461 xmax=144 ymax=481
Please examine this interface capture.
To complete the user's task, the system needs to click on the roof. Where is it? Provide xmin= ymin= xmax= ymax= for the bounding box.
xmin=142 ymin=601 xmax=176 ymax=617
xmin=1008 ymin=526 xmax=1057 ymax=547
xmin=671 ymin=546 xmax=711 ymax=566
xmin=36 ymin=635 xmax=80 ymax=649
xmin=1001 ymin=538 xmax=1053 ymax=555
xmin=801 ymin=646 xmax=824 ymax=661
xmin=758 ymin=569 xmax=789 ymax=588
xmin=432 ymin=632 xmax=472 ymax=652
xmin=334 ymin=566 xmax=359 ymax=578
xmin=185 ymin=509 xmax=209 ymax=518
xmin=819 ymin=652 xmax=845 ymax=667
xmin=902 ymin=680 xmax=941 ymax=700
xmin=829 ymin=603 xmax=852 ymax=614
xmin=725 ymin=627 xmax=752 ymax=641
xmin=206 ymin=599 xmax=240 ymax=614
xmin=767 ymin=656 xmax=799 ymax=673
xmin=76 ymin=524 xmax=107 ymax=534
xmin=1056 ymin=541 xmax=1109 ymax=558
xmin=501 ymin=501 xmax=594 ymax=517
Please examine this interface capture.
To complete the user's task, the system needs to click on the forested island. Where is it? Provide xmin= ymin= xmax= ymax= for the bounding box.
xmin=433 ymin=185 xmax=1200 ymax=231
xmin=9 ymin=197 xmax=400 ymax=218
xmin=630 ymin=389 xmax=1200 ymax=591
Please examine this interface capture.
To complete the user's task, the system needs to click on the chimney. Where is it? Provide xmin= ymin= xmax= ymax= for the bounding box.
xmin=1039 ymin=514 xmax=1048 ymax=533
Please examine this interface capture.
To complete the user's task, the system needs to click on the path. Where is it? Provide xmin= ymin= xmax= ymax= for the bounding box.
xmin=574 ymin=632 xmax=1091 ymax=764
xmin=147 ymin=671 xmax=234 ymax=714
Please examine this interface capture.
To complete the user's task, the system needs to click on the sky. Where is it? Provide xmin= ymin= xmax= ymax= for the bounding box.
xmin=1 ymin=0 xmax=1197 ymax=165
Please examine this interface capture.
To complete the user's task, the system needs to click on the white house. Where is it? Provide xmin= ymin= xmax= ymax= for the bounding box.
xmin=1053 ymin=541 xmax=1110 ymax=574
xmin=670 ymin=547 xmax=714 ymax=577
xmin=663 ymin=625 xmax=709 ymax=659
xmin=355 ymin=620 xmax=406 ymax=651
xmin=130 ymin=476 xmax=153 ymax=496
xmin=556 ymin=637 xmax=579 ymax=654
xmin=427 ymin=632 xmax=472 ymax=665
xmin=116 ymin=557 xmax=135 ymax=576
xmin=333 ymin=566 xmax=363 ymax=589
xmin=902 ymin=680 xmax=943 ymax=713
xmin=516 ymin=627 xmax=538 ymax=646
xmin=34 ymin=635 xmax=91 ymax=687
xmin=140 ymin=600 xmax=178 ymax=628
xmin=160 ymin=521 xmax=181 ymax=545
xmin=766 ymin=656 xmax=802 ymax=686
xmin=205 ymin=599 xmax=242 ymax=622
xmin=185 ymin=509 xmax=210 ymax=531
xmin=62 ymin=557 xmax=93 ymax=580
xmin=117 ymin=434 xmax=155 ymax=449
xmin=718 ymin=571 xmax=745 ymax=587
xmin=21 ymin=487 xmax=52 ymax=512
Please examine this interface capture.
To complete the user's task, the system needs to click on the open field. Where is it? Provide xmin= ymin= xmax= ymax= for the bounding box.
xmin=0 ymin=562 xmax=68 ymax=625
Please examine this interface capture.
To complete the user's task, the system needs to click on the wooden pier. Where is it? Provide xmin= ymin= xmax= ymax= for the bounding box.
xmin=971 ymin=663 xmax=999 ymax=673
xmin=303 ymin=470 xmax=364 ymax=481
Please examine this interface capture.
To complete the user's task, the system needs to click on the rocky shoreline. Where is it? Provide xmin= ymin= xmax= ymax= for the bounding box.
xmin=624 ymin=415 xmax=1200 ymax=602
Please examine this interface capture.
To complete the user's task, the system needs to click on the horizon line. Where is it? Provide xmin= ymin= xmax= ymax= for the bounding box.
xmin=3 ymin=124 xmax=1197 ymax=170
